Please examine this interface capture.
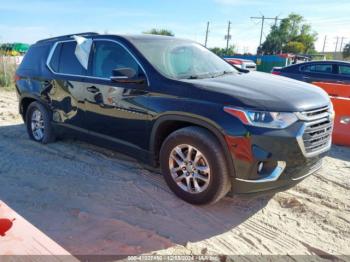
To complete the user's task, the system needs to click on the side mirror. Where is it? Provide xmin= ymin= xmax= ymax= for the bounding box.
xmin=110 ymin=68 xmax=145 ymax=84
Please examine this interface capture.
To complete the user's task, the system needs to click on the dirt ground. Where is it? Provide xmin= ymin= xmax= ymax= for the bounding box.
xmin=0 ymin=90 xmax=349 ymax=258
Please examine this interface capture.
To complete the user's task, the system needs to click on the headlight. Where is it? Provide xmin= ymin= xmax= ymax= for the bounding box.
xmin=224 ymin=107 xmax=298 ymax=129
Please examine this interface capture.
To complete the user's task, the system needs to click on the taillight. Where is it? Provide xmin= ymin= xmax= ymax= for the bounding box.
xmin=226 ymin=59 xmax=242 ymax=65
xmin=232 ymin=60 xmax=242 ymax=65
xmin=224 ymin=107 xmax=250 ymax=125
xmin=271 ymin=71 xmax=281 ymax=75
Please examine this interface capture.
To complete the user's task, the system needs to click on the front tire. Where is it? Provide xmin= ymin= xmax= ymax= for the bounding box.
xmin=160 ymin=126 xmax=231 ymax=205
xmin=25 ymin=101 xmax=55 ymax=144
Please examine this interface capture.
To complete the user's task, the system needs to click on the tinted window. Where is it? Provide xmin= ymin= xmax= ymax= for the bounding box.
xmin=301 ymin=64 xmax=333 ymax=74
xmin=57 ymin=41 xmax=87 ymax=75
xmin=19 ymin=44 xmax=50 ymax=73
xmin=339 ymin=65 xmax=350 ymax=76
xmin=91 ymin=41 xmax=140 ymax=78
xmin=49 ymin=44 xmax=61 ymax=72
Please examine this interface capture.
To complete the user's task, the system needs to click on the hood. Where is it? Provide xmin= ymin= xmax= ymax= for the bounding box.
xmin=183 ymin=71 xmax=330 ymax=112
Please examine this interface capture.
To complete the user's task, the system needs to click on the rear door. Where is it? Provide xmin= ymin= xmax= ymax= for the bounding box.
xmin=47 ymin=40 xmax=87 ymax=129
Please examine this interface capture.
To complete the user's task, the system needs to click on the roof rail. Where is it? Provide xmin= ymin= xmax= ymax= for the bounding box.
xmin=36 ymin=32 xmax=99 ymax=43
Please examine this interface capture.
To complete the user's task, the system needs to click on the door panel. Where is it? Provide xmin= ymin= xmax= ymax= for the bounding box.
xmin=49 ymin=80 xmax=86 ymax=128
xmin=83 ymin=39 xmax=151 ymax=150
xmin=84 ymin=84 xmax=151 ymax=148
xmin=47 ymin=41 xmax=89 ymax=128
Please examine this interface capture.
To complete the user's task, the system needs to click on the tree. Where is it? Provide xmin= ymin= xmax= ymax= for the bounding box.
xmin=209 ymin=45 xmax=236 ymax=56
xmin=343 ymin=43 xmax=350 ymax=59
xmin=143 ymin=29 xmax=174 ymax=36
xmin=283 ymin=41 xmax=305 ymax=54
xmin=260 ymin=13 xmax=317 ymax=55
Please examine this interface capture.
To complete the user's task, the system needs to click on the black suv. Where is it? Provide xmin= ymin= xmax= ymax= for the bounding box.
xmin=16 ymin=33 xmax=334 ymax=205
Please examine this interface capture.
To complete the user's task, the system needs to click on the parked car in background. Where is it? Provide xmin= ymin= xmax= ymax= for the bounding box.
xmin=225 ymin=58 xmax=257 ymax=71
xmin=272 ymin=60 xmax=350 ymax=146
xmin=271 ymin=61 xmax=350 ymax=92
xmin=16 ymin=33 xmax=333 ymax=205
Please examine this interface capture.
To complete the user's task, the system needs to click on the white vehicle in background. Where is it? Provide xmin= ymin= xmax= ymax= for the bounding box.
xmin=225 ymin=58 xmax=257 ymax=71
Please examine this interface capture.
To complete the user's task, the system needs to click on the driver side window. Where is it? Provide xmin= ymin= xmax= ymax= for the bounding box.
xmin=91 ymin=41 xmax=140 ymax=78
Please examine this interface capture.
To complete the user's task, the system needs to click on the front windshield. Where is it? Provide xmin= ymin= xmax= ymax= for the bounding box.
xmin=130 ymin=37 xmax=237 ymax=79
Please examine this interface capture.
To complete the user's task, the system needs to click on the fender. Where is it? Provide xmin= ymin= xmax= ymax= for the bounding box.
xmin=150 ymin=113 xmax=236 ymax=177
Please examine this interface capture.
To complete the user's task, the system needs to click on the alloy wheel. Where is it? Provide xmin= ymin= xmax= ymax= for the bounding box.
xmin=31 ymin=109 xmax=45 ymax=140
xmin=169 ymin=144 xmax=211 ymax=194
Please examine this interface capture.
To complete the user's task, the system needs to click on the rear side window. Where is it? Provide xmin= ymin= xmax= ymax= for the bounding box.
xmin=49 ymin=41 xmax=87 ymax=75
xmin=19 ymin=44 xmax=50 ymax=73
xmin=91 ymin=41 xmax=140 ymax=78
xmin=301 ymin=64 xmax=333 ymax=74
xmin=339 ymin=65 xmax=350 ymax=76
xmin=49 ymin=44 xmax=61 ymax=72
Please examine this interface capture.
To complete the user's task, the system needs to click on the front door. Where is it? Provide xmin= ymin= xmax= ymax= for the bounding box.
xmin=83 ymin=39 xmax=151 ymax=150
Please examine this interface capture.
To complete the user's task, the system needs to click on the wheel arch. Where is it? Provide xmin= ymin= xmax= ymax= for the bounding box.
xmin=20 ymin=96 xmax=37 ymax=121
xmin=150 ymin=114 xmax=235 ymax=176
xmin=20 ymin=95 xmax=50 ymax=122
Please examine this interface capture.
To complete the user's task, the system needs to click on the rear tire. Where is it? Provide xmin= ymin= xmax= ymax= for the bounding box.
xmin=160 ymin=126 xmax=231 ymax=205
xmin=25 ymin=101 xmax=55 ymax=144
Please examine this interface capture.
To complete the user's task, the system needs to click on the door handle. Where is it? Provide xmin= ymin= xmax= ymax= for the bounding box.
xmin=87 ymin=86 xmax=100 ymax=93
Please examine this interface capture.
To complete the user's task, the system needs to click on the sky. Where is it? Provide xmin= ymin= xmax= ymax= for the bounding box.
xmin=0 ymin=0 xmax=350 ymax=53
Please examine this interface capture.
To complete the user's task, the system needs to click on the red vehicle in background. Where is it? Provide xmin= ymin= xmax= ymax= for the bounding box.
xmin=225 ymin=58 xmax=257 ymax=71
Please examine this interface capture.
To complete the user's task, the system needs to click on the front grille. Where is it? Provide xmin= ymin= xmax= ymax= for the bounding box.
xmin=297 ymin=105 xmax=333 ymax=156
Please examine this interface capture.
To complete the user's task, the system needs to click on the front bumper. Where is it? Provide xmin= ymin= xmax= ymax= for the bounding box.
xmin=225 ymin=121 xmax=330 ymax=194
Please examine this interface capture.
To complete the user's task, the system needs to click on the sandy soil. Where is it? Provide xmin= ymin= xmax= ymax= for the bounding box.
xmin=0 ymin=90 xmax=349 ymax=258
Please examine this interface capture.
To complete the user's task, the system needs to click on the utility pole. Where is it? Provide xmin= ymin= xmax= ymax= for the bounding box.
xmin=335 ymin=36 xmax=339 ymax=53
xmin=225 ymin=21 xmax=232 ymax=53
xmin=339 ymin=37 xmax=345 ymax=52
xmin=322 ymin=35 xmax=327 ymax=53
xmin=251 ymin=16 xmax=282 ymax=50
xmin=259 ymin=16 xmax=265 ymax=48
xmin=204 ymin=21 xmax=210 ymax=47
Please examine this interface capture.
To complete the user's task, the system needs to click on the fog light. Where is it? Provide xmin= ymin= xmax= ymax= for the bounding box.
xmin=258 ymin=161 xmax=264 ymax=174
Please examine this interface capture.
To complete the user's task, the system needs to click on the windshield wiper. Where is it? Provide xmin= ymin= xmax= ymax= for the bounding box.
xmin=211 ymin=70 xmax=235 ymax=78
xmin=181 ymin=73 xmax=209 ymax=79
xmin=181 ymin=71 xmax=234 ymax=80
xmin=187 ymin=75 xmax=200 ymax=79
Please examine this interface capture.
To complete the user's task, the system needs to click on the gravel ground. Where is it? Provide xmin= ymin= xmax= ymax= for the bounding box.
xmin=0 ymin=90 xmax=349 ymax=258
